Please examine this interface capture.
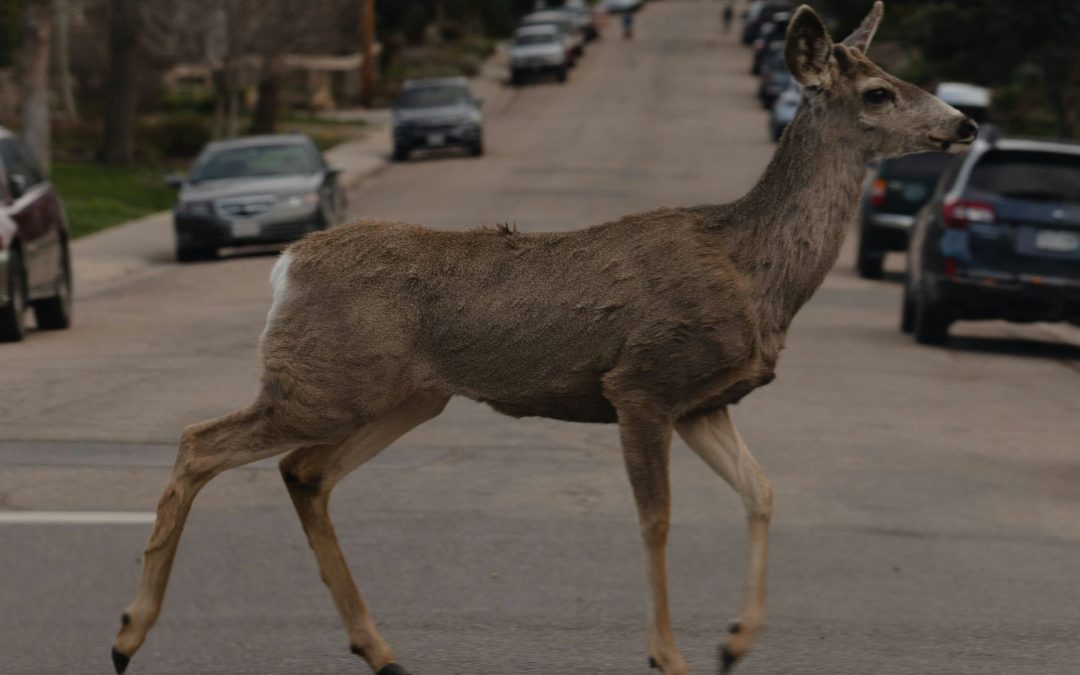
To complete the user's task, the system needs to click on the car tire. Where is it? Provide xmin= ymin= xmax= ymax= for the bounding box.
xmin=856 ymin=240 xmax=885 ymax=279
xmin=900 ymin=283 xmax=915 ymax=334
xmin=176 ymin=244 xmax=214 ymax=263
xmin=33 ymin=238 xmax=73 ymax=331
xmin=913 ymin=294 xmax=950 ymax=345
xmin=510 ymin=69 xmax=524 ymax=86
xmin=470 ymin=139 xmax=484 ymax=157
xmin=555 ymin=66 xmax=568 ymax=83
xmin=0 ymin=246 xmax=27 ymax=342
xmin=392 ymin=144 xmax=410 ymax=161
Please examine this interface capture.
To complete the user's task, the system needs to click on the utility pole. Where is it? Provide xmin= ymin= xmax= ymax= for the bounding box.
xmin=361 ymin=0 xmax=375 ymax=107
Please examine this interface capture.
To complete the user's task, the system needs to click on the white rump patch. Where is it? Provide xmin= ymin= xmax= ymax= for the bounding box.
xmin=262 ymin=251 xmax=293 ymax=342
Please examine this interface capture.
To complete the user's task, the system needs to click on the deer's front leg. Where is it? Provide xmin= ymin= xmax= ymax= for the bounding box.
xmin=676 ymin=408 xmax=773 ymax=673
xmin=617 ymin=407 xmax=690 ymax=675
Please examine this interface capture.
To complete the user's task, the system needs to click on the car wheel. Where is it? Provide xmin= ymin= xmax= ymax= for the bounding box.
xmin=900 ymin=283 xmax=915 ymax=334
xmin=856 ymin=238 xmax=885 ymax=279
xmin=33 ymin=238 xmax=73 ymax=331
xmin=555 ymin=66 xmax=568 ymax=83
xmin=392 ymin=144 xmax=410 ymax=161
xmin=176 ymin=244 xmax=214 ymax=263
xmin=510 ymin=69 xmax=524 ymax=86
xmin=913 ymin=294 xmax=950 ymax=345
xmin=470 ymin=139 xmax=484 ymax=157
xmin=0 ymin=246 xmax=27 ymax=342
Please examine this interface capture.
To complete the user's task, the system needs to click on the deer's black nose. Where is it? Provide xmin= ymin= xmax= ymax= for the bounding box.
xmin=958 ymin=117 xmax=978 ymax=140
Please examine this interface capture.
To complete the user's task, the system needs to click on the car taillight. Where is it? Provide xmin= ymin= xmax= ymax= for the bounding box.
xmin=870 ymin=178 xmax=887 ymax=208
xmin=943 ymin=199 xmax=994 ymax=230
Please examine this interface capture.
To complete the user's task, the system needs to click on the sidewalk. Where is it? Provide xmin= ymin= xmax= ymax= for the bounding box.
xmin=70 ymin=47 xmax=513 ymax=300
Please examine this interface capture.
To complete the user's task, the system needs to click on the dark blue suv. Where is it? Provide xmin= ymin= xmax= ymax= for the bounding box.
xmin=903 ymin=137 xmax=1080 ymax=344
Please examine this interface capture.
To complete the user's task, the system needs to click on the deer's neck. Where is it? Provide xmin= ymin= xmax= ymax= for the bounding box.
xmin=732 ymin=105 xmax=868 ymax=332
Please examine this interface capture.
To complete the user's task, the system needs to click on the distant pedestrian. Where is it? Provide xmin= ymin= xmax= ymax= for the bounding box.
xmin=722 ymin=2 xmax=734 ymax=33
xmin=622 ymin=11 xmax=634 ymax=39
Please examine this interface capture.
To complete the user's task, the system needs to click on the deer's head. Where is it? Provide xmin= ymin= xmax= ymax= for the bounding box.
xmin=785 ymin=2 xmax=977 ymax=158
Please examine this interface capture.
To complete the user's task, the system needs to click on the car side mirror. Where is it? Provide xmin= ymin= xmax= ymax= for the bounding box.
xmin=165 ymin=173 xmax=186 ymax=189
xmin=9 ymin=174 xmax=28 ymax=199
xmin=326 ymin=166 xmax=345 ymax=179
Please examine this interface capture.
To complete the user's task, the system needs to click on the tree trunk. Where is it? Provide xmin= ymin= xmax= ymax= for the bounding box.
xmin=17 ymin=0 xmax=52 ymax=171
xmin=361 ymin=0 xmax=375 ymax=107
xmin=1042 ymin=59 xmax=1074 ymax=139
xmin=99 ymin=0 xmax=138 ymax=165
xmin=249 ymin=59 xmax=281 ymax=134
xmin=53 ymin=0 xmax=77 ymax=121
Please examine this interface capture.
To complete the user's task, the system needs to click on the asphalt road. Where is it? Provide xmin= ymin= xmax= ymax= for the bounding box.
xmin=3 ymin=3 xmax=1080 ymax=674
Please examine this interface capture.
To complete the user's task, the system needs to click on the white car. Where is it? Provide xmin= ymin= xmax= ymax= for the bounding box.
xmin=521 ymin=10 xmax=584 ymax=61
xmin=510 ymin=25 xmax=570 ymax=85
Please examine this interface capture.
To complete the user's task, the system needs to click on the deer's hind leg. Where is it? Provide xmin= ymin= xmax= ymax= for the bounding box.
xmin=278 ymin=392 xmax=449 ymax=675
xmin=676 ymin=408 xmax=773 ymax=674
xmin=112 ymin=404 xmax=318 ymax=673
xmin=616 ymin=406 xmax=690 ymax=675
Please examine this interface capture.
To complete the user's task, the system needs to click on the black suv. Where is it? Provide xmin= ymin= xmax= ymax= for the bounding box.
xmin=856 ymin=152 xmax=952 ymax=278
xmin=392 ymin=77 xmax=484 ymax=161
xmin=903 ymin=137 xmax=1080 ymax=344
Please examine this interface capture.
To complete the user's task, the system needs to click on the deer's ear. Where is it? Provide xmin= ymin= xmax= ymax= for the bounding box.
xmin=785 ymin=5 xmax=835 ymax=90
xmin=841 ymin=1 xmax=884 ymax=52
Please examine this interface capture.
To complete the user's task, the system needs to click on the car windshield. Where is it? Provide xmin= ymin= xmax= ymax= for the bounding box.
xmin=516 ymin=33 xmax=557 ymax=46
xmin=397 ymin=86 xmax=471 ymax=109
xmin=191 ymin=144 xmax=316 ymax=182
xmin=880 ymin=152 xmax=952 ymax=178
xmin=969 ymin=150 xmax=1080 ymax=203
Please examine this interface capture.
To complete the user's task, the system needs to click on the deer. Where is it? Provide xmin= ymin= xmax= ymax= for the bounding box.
xmin=111 ymin=3 xmax=977 ymax=674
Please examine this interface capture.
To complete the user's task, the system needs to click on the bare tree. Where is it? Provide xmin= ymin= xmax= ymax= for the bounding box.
xmin=99 ymin=0 xmax=138 ymax=164
xmin=18 ymin=0 xmax=53 ymax=170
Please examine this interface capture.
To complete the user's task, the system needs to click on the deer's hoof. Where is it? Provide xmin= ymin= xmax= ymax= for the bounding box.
xmin=719 ymin=645 xmax=739 ymax=673
xmin=111 ymin=647 xmax=131 ymax=674
xmin=648 ymin=656 xmax=659 ymax=668
xmin=377 ymin=663 xmax=411 ymax=675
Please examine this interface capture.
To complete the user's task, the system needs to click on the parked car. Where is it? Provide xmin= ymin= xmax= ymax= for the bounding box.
xmin=0 ymin=129 xmax=72 ymax=342
xmin=903 ymin=137 xmax=1080 ymax=344
xmin=758 ymin=50 xmax=792 ymax=109
xmin=604 ymin=0 xmax=642 ymax=14
xmin=855 ymin=152 xmax=953 ymax=278
xmin=561 ymin=0 xmax=601 ymax=41
xmin=750 ymin=13 xmax=789 ymax=75
xmin=769 ymin=81 xmax=800 ymax=142
xmin=511 ymin=25 xmax=571 ymax=85
xmin=521 ymin=10 xmax=584 ymax=61
xmin=171 ymin=134 xmax=345 ymax=262
xmin=742 ymin=1 xmax=789 ymax=45
xmin=392 ymin=77 xmax=485 ymax=160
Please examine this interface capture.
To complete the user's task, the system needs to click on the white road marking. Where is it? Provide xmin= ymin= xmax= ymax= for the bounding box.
xmin=0 ymin=511 xmax=155 ymax=525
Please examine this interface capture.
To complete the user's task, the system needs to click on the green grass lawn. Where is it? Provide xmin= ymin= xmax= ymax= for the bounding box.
xmin=51 ymin=161 xmax=176 ymax=239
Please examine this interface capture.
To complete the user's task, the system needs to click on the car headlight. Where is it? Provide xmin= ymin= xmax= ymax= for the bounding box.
xmin=177 ymin=201 xmax=212 ymax=217
xmin=282 ymin=192 xmax=319 ymax=209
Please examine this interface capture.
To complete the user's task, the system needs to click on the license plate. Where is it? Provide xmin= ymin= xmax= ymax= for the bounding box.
xmin=902 ymin=183 xmax=927 ymax=202
xmin=1035 ymin=229 xmax=1080 ymax=253
xmin=427 ymin=133 xmax=446 ymax=146
xmin=231 ymin=220 xmax=261 ymax=238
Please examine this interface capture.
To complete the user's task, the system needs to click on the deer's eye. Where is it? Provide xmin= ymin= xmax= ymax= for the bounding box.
xmin=862 ymin=88 xmax=892 ymax=105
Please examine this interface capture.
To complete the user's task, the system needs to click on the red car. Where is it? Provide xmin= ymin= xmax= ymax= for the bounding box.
xmin=0 ymin=128 xmax=72 ymax=342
